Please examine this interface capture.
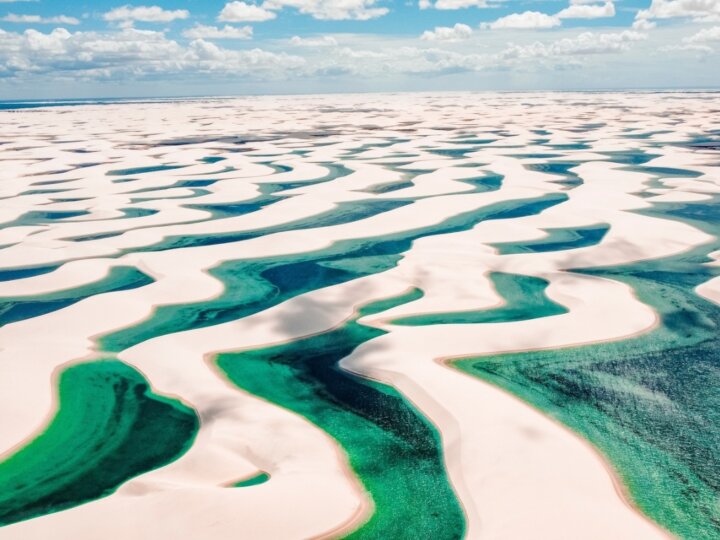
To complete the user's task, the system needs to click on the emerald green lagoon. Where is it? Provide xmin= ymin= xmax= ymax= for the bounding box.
xmin=0 ymin=360 xmax=198 ymax=526
xmin=217 ymin=289 xmax=465 ymax=539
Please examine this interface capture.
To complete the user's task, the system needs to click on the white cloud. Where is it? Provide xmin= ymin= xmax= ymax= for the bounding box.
xmin=632 ymin=19 xmax=656 ymax=30
xmin=419 ymin=0 xmax=493 ymax=9
xmin=482 ymin=11 xmax=561 ymax=29
xmin=182 ymin=24 xmax=253 ymax=40
xmin=1 ymin=13 xmax=80 ymax=24
xmin=261 ymin=0 xmax=389 ymax=20
xmin=290 ymin=35 xmax=338 ymax=46
xmin=669 ymin=24 xmax=720 ymax=51
xmin=103 ymin=5 xmax=189 ymax=24
xmin=0 ymin=27 xmax=303 ymax=80
xmin=556 ymin=2 xmax=615 ymax=19
xmin=218 ymin=2 xmax=276 ymax=22
xmin=683 ymin=25 xmax=720 ymax=43
xmin=421 ymin=23 xmax=473 ymax=41
xmin=502 ymin=30 xmax=646 ymax=58
xmin=635 ymin=0 xmax=720 ymax=24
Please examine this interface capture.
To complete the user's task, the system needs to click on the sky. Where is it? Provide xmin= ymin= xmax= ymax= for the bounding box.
xmin=0 ymin=0 xmax=718 ymax=98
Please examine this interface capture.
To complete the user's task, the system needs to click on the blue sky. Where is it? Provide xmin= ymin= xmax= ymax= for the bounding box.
xmin=0 ymin=0 xmax=718 ymax=97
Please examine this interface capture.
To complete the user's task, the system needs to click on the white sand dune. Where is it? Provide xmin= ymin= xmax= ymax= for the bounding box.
xmin=0 ymin=92 xmax=717 ymax=539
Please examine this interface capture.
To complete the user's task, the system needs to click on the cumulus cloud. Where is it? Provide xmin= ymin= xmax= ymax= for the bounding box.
xmin=261 ymin=0 xmax=388 ymax=20
xmin=103 ymin=5 xmax=190 ymax=25
xmin=684 ymin=25 xmax=720 ymax=43
xmin=182 ymin=24 xmax=253 ymax=40
xmin=482 ymin=11 xmax=561 ymax=29
xmin=502 ymin=30 xmax=646 ymax=59
xmin=218 ymin=1 xmax=276 ymax=22
xmin=0 ymin=27 xmax=303 ymax=80
xmin=664 ymin=25 xmax=720 ymax=51
xmin=419 ymin=0 xmax=492 ymax=9
xmin=556 ymin=2 xmax=615 ymax=19
xmin=1 ymin=14 xmax=80 ymax=24
xmin=632 ymin=19 xmax=656 ymax=30
xmin=635 ymin=0 xmax=720 ymax=24
xmin=421 ymin=23 xmax=473 ymax=41
xmin=290 ymin=35 xmax=338 ymax=46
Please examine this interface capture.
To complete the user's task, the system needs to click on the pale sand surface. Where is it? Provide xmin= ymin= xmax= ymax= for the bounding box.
xmin=1 ymin=92 xmax=718 ymax=539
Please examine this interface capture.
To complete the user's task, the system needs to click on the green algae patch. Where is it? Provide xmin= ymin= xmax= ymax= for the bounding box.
xmin=0 ymin=360 xmax=199 ymax=527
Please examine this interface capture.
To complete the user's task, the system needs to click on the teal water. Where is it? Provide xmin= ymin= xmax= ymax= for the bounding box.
xmin=129 ymin=187 xmax=210 ymax=203
xmin=0 ymin=265 xmax=60 ymax=283
xmin=0 ymin=267 xmax=153 ymax=327
xmin=1 ymin=210 xmax=90 ymax=229
xmin=0 ymin=360 xmax=198 ymax=526
xmin=525 ymin=162 xmax=582 ymax=188
xmin=124 ymin=179 xmax=217 ymax=194
xmin=216 ymin=289 xmax=465 ymax=538
xmin=391 ymin=272 xmax=567 ymax=326
xmin=455 ymin=196 xmax=720 ymax=539
xmin=99 ymin=193 xmax=568 ymax=353
xmin=491 ymin=223 xmax=609 ymax=255
xmin=187 ymin=196 xmax=284 ymax=219
xmin=127 ymin=199 xmax=412 ymax=254
xmin=106 ymin=165 xmax=187 ymax=176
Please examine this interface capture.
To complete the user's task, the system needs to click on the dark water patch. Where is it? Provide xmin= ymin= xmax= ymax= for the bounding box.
xmin=457 ymin=173 xmax=504 ymax=193
xmin=32 ymin=179 xmax=74 ymax=187
xmin=449 ymin=138 xmax=497 ymax=145
xmin=525 ymin=162 xmax=583 ymax=188
xmin=124 ymin=179 xmax=217 ymax=195
xmin=0 ymin=264 xmax=61 ymax=283
xmin=186 ymin=193 xmax=286 ymax=219
xmin=361 ymin=180 xmax=415 ymax=194
xmin=546 ymin=143 xmax=591 ymax=150
xmin=129 ymin=188 xmax=210 ymax=203
xmin=128 ymin=199 xmax=412 ymax=254
xmin=427 ymin=147 xmax=477 ymax=158
xmin=0 ymin=266 xmax=153 ymax=327
xmin=1 ymin=210 xmax=91 ymax=229
xmin=599 ymin=150 xmax=661 ymax=165
xmin=199 ymin=156 xmax=226 ymax=164
xmin=491 ymin=223 xmax=609 ymax=255
xmin=19 ymin=189 xmax=73 ymax=196
xmin=260 ymin=162 xmax=293 ymax=174
xmin=49 ymin=197 xmax=92 ymax=203
xmin=120 ymin=207 xmax=159 ymax=219
xmin=628 ymin=166 xmax=703 ymax=179
xmin=111 ymin=177 xmax=139 ymax=184
xmin=508 ymin=153 xmax=565 ymax=159
xmin=68 ymin=231 xmax=125 ymax=242
xmin=106 ymin=164 xmax=187 ymax=176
